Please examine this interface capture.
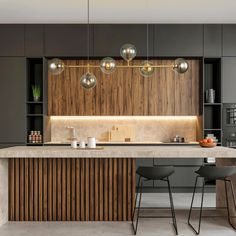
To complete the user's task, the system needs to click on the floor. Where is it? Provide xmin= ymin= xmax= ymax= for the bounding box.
xmin=0 ymin=193 xmax=235 ymax=236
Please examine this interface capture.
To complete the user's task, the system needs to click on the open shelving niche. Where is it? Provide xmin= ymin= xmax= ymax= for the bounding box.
xmin=203 ymin=58 xmax=222 ymax=146
xmin=26 ymin=58 xmax=49 ymax=145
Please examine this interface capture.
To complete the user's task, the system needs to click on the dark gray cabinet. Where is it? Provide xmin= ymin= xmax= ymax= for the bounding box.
xmin=25 ymin=25 xmax=44 ymax=56
xmin=0 ymin=25 xmax=25 ymax=56
xmin=44 ymin=24 xmax=93 ymax=57
xmin=154 ymin=24 xmax=203 ymax=56
xmin=204 ymin=25 xmax=222 ymax=57
xmin=0 ymin=58 xmax=26 ymax=143
xmin=93 ymin=24 xmax=153 ymax=57
xmin=222 ymin=57 xmax=236 ymax=103
xmin=223 ymin=25 xmax=236 ymax=56
xmin=154 ymin=158 xmax=203 ymax=188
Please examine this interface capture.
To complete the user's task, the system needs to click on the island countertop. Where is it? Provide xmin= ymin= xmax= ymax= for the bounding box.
xmin=0 ymin=145 xmax=236 ymax=158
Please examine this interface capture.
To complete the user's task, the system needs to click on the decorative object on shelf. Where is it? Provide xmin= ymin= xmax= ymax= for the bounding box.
xmin=170 ymin=135 xmax=185 ymax=143
xmin=205 ymin=89 xmax=215 ymax=103
xmin=205 ymin=133 xmax=218 ymax=143
xmin=48 ymin=0 xmax=189 ymax=89
xmin=32 ymin=85 xmax=41 ymax=102
xmin=28 ymin=130 xmax=42 ymax=144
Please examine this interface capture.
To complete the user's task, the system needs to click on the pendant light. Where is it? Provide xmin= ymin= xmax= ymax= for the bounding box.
xmin=48 ymin=0 xmax=190 ymax=88
xmin=80 ymin=0 xmax=97 ymax=89
xmin=139 ymin=24 xmax=154 ymax=77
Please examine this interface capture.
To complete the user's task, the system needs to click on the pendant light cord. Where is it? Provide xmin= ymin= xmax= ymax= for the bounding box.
xmin=87 ymin=0 xmax=90 ymax=71
xmin=146 ymin=23 xmax=149 ymax=62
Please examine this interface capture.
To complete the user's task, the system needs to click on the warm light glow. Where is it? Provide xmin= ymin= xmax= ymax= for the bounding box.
xmin=50 ymin=116 xmax=197 ymax=121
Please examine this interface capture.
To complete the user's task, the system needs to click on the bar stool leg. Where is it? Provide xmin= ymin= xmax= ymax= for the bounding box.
xmin=224 ymin=179 xmax=236 ymax=231
xmin=188 ymin=176 xmax=205 ymax=235
xmin=167 ymin=177 xmax=178 ymax=235
xmin=132 ymin=176 xmax=143 ymax=235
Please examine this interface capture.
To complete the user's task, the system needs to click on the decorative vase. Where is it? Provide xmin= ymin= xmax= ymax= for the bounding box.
xmin=33 ymin=96 xmax=40 ymax=102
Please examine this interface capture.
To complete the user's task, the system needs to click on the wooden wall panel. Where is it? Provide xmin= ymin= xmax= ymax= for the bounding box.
xmin=8 ymin=158 xmax=135 ymax=221
xmin=48 ymin=59 xmax=200 ymax=116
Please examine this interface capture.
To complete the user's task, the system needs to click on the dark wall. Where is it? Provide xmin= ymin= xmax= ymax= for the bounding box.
xmin=1 ymin=24 xmax=236 ymax=144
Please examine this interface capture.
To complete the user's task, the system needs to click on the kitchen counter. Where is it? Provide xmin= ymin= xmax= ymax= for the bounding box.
xmin=0 ymin=145 xmax=236 ymax=226
xmin=0 ymin=145 xmax=235 ymax=158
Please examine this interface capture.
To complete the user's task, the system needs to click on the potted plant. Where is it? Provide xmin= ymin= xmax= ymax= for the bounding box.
xmin=32 ymin=85 xmax=41 ymax=102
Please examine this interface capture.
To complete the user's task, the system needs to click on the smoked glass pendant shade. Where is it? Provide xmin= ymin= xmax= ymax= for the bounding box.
xmin=173 ymin=58 xmax=189 ymax=74
xmin=100 ymin=57 xmax=116 ymax=74
xmin=80 ymin=72 xmax=97 ymax=89
xmin=48 ymin=58 xmax=65 ymax=75
xmin=140 ymin=60 xmax=155 ymax=77
xmin=120 ymin=44 xmax=137 ymax=62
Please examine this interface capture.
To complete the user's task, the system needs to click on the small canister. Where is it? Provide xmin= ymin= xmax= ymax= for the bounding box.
xmin=87 ymin=137 xmax=96 ymax=148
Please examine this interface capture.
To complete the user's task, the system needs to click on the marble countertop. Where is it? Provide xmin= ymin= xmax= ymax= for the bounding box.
xmin=0 ymin=145 xmax=236 ymax=158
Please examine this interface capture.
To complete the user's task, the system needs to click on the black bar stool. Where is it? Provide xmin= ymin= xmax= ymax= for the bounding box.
xmin=188 ymin=166 xmax=236 ymax=235
xmin=132 ymin=166 xmax=178 ymax=235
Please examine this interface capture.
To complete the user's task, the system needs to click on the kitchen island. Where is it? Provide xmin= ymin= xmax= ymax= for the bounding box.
xmin=0 ymin=145 xmax=236 ymax=226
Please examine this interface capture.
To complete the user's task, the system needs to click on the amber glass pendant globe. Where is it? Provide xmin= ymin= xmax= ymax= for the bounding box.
xmin=100 ymin=57 xmax=116 ymax=74
xmin=120 ymin=44 xmax=137 ymax=62
xmin=48 ymin=58 xmax=65 ymax=75
xmin=140 ymin=61 xmax=155 ymax=77
xmin=80 ymin=72 xmax=97 ymax=89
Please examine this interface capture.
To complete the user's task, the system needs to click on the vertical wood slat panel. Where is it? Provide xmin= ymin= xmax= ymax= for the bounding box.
xmin=57 ymin=159 xmax=62 ymax=221
xmin=15 ymin=158 xmax=20 ymax=221
xmin=61 ymin=158 xmax=66 ymax=221
xmin=43 ymin=159 xmax=48 ymax=221
xmin=34 ymin=159 xmax=38 ymax=221
xmin=19 ymin=159 xmax=24 ymax=221
xmin=38 ymin=158 xmax=43 ymax=221
xmin=29 ymin=158 xmax=34 ymax=221
xmin=48 ymin=158 xmax=53 ymax=221
xmin=71 ymin=158 xmax=76 ymax=221
xmin=75 ymin=159 xmax=80 ymax=221
xmin=9 ymin=158 xmax=135 ymax=221
xmin=24 ymin=159 xmax=29 ymax=221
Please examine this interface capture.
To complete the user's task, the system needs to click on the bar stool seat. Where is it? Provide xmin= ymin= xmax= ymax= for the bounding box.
xmin=195 ymin=166 xmax=236 ymax=180
xmin=136 ymin=166 xmax=175 ymax=180
xmin=188 ymin=166 xmax=236 ymax=235
xmin=132 ymin=165 xmax=178 ymax=235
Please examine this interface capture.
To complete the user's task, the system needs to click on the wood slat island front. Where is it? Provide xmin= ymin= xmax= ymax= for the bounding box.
xmin=8 ymin=158 xmax=136 ymax=221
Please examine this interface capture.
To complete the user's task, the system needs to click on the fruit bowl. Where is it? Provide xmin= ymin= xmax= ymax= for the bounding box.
xmin=199 ymin=142 xmax=217 ymax=148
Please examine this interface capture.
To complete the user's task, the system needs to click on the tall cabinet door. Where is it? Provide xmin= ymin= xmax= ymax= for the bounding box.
xmin=154 ymin=24 xmax=203 ymax=57
xmin=0 ymin=58 xmax=26 ymax=143
xmin=222 ymin=57 xmax=236 ymax=103
xmin=44 ymin=24 xmax=93 ymax=57
xmin=93 ymin=24 xmax=153 ymax=57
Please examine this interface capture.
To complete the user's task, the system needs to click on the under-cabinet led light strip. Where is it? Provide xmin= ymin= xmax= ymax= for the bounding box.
xmin=50 ymin=116 xmax=197 ymax=121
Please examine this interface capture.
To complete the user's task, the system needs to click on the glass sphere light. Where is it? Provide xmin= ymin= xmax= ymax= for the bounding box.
xmin=140 ymin=61 xmax=155 ymax=77
xmin=48 ymin=58 xmax=65 ymax=75
xmin=120 ymin=44 xmax=137 ymax=62
xmin=173 ymin=58 xmax=189 ymax=74
xmin=100 ymin=57 xmax=116 ymax=74
xmin=80 ymin=72 xmax=97 ymax=89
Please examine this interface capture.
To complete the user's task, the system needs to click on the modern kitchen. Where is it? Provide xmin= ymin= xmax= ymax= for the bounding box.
xmin=1 ymin=1 xmax=236 ymax=236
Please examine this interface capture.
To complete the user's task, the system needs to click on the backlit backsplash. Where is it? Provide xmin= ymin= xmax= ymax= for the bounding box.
xmin=49 ymin=116 xmax=197 ymax=143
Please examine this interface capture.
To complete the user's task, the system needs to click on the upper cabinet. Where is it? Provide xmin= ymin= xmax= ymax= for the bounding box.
xmin=154 ymin=25 xmax=203 ymax=57
xmin=0 ymin=57 xmax=26 ymax=143
xmin=222 ymin=57 xmax=236 ymax=103
xmin=0 ymin=25 xmax=24 ymax=56
xmin=204 ymin=25 xmax=222 ymax=57
xmin=44 ymin=24 xmax=93 ymax=57
xmin=93 ymin=24 xmax=153 ymax=57
xmin=223 ymin=25 xmax=236 ymax=56
xmin=25 ymin=25 xmax=44 ymax=57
